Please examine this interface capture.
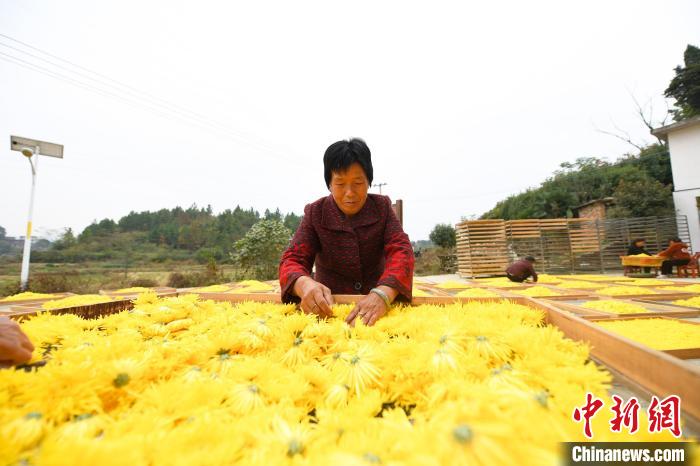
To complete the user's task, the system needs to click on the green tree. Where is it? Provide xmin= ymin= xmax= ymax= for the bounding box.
xmin=284 ymin=213 xmax=302 ymax=233
xmin=606 ymin=178 xmax=675 ymax=218
xmin=52 ymin=228 xmax=77 ymax=250
xmin=665 ymin=44 xmax=700 ymax=121
xmin=231 ymin=219 xmax=291 ymax=279
xmin=481 ymin=144 xmax=673 ymax=220
xmin=0 ymin=226 xmax=6 ymax=239
xmin=429 ymin=224 xmax=456 ymax=249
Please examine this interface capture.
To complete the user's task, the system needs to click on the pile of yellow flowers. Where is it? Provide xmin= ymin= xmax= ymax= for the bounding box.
xmin=559 ymin=275 xmax=632 ymax=282
xmin=193 ymin=284 xmax=232 ymax=293
xmin=614 ymin=279 xmax=667 ymax=287
xmin=434 ymin=280 xmax=471 ymax=290
xmin=512 ymin=286 xmax=562 ymax=297
xmin=556 ymin=281 xmax=605 ymax=290
xmin=454 ymin=288 xmax=500 ymax=298
xmin=596 ymin=286 xmax=657 ymax=296
xmin=580 ymin=300 xmax=648 ymax=315
xmin=229 ymin=280 xmax=276 ymax=294
xmin=41 ymin=295 xmax=115 ymax=311
xmin=596 ymin=318 xmax=700 ymax=350
xmin=662 ymin=284 xmax=700 ymax=293
xmin=672 ymin=296 xmax=700 ymax=309
xmin=411 ymin=288 xmax=432 ymax=297
xmin=0 ymin=292 xmax=56 ymax=302
xmin=476 ymin=277 xmax=522 ymax=288
xmin=114 ymin=287 xmax=155 ymax=294
xmin=534 ymin=274 xmax=562 ymax=284
xmin=4 ymin=293 xmax=669 ymax=465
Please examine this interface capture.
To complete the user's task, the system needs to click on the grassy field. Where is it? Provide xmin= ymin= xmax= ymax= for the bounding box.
xmin=0 ymin=260 xmax=244 ymax=297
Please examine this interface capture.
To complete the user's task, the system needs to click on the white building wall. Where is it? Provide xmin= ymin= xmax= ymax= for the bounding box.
xmin=667 ymin=125 xmax=700 ymax=191
xmin=673 ymin=189 xmax=700 ymax=253
xmin=667 ymin=124 xmax=700 ymax=252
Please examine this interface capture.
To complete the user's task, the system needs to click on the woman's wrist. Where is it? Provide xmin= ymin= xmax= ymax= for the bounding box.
xmin=370 ymin=288 xmax=391 ymax=308
xmin=292 ymin=275 xmax=312 ymax=297
xmin=372 ymin=285 xmax=398 ymax=306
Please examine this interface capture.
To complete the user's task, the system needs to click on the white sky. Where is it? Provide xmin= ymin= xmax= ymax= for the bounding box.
xmin=1 ymin=0 xmax=699 ymax=241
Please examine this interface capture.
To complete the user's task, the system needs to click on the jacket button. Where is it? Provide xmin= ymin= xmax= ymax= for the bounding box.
xmin=354 ymin=282 xmax=362 ymax=291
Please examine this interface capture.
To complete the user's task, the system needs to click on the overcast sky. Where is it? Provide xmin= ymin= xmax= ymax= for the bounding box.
xmin=1 ymin=0 xmax=699 ymax=242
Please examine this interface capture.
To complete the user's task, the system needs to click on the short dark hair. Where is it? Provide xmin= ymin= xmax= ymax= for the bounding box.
xmin=669 ymin=237 xmax=682 ymax=243
xmin=323 ymin=138 xmax=373 ymax=188
xmin=524 ymin=256 xmax=536 ymax=262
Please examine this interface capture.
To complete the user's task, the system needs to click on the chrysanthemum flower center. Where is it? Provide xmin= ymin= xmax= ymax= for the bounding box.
xmin=113 ymin=373 xmax=130 ymax=388
xmin=287 ymin=438 xmax=304 ymax=457
xmin=452 ymin=424 xmax=473 ymax=443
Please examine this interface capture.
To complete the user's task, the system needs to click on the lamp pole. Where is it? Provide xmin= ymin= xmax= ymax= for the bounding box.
xmin=10 ymin=136 xmax=64 ymax=291
xmin=20 ymin=147 xmax=40 ymax=291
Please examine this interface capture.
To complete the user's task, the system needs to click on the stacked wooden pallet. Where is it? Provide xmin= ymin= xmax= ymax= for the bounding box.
xmin=455 ymin=220 xmax=509 ymax=278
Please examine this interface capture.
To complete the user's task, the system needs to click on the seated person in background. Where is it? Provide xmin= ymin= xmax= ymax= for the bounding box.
xmin=506 ymin=256 xmax=538 ymax=283
xmin=0 ymin=316 xmax=34 ymax=368
xmin=657 ymin=237 xmax=691 ymax=278
xmin=627 ymin=238 xmax=651 ymax=273
xmin=627 ymin=238 xmax=650 ymax=256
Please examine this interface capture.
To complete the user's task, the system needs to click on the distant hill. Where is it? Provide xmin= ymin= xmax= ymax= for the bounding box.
xmin=0 ymin=227 xmax=52 ymax=257
xmin=1 ymin=204 xmax=301 ymax=265
xmin=480 ymin=144 xmax=674 ymax=220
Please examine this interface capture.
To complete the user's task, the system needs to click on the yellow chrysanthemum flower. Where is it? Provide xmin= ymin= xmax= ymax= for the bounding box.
xmin=581 ymin=300 xmax=648 ymax=315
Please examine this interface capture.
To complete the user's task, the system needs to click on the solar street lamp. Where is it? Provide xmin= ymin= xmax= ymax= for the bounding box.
xmin=10 ymin=135 xmax=64 ymax=291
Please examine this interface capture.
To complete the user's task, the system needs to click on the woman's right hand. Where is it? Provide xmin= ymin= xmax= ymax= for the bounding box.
xmin=0 ymin=317 xmax=34 ymax=368
xmin=293 ymin=276 xmax=334 ymax=318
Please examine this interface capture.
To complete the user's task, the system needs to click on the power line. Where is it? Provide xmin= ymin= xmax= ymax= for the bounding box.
xmin=0 ymin=33 xmax=245 ymax=130
xmin=0 ymin=32 xmax=298 ymax=163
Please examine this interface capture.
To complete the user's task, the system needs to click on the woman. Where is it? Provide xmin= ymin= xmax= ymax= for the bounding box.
xmin=627 ymin=238 xmax=650 ymax=256
xmin=658 ymin=237 xmax=691 ymax=278
xmin=627 ymin=238 xmax=651 ymax=274
xmin=279 ymin=138 xmax=414 ymax=326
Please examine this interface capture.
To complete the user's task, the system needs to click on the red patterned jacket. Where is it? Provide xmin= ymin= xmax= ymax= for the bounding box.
xmin=279 ymin=194 xmax=414 ymax=303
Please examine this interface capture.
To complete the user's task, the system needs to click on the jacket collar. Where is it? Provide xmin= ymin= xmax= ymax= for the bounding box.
xmin=321 ymin=194 xmax=379 ymax=232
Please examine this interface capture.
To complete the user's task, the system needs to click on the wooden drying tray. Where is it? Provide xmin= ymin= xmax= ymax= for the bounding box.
xmin=188 ymin=292 xmax=527 ymax=306
xmin=593 ymin=289 xmax=695 ymax=300
xmin=0 ymin=292 xmax=76 ymax=307
xmin=565 ymin=276 xmax=648 ymax=284
xmin=633 ymin=296 xmax=700 ymax=312
xmin=99 ymin=287 xmax=178 ymax=297
xmin=584 ymin=316 xmax=700 ymax=358
xmin=531 ymin=299 xmax=700 ymax=421
xmin=8 ymin=298 xmax=136 ymax=320
xmin=496 ymin=285 xmax=594 ymax=300
xmin=4 ymin=292 xmax=699 ymax=422
xmin=548 ymin=297 xmax=700 ymax=320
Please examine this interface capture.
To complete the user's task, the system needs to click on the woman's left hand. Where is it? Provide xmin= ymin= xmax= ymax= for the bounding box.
xmin=345 ymin=293 xmax=389 ymax=327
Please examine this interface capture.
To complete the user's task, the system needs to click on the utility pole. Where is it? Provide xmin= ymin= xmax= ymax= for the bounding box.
xmin=373 ymin=182 xmax=387 ymax=195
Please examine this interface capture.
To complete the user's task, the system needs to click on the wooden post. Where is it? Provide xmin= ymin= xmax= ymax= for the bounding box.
xmin=392 ymin=199 xmax=403 ymax=227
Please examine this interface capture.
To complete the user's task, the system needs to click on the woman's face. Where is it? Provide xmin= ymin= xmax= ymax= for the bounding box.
xmin=636 ymin=240 xmax=645 ymax=247
xmin=330 ymin=162 xmax=369 ymax=217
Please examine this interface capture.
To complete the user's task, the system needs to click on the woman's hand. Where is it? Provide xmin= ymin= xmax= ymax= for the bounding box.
xmin=0 ymin=317 xmax=34 ymax=368
xmin=346 ymin=286 xmax=397 ymax=327
xmin=294 ymin=276 xmax=334 ymax=318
